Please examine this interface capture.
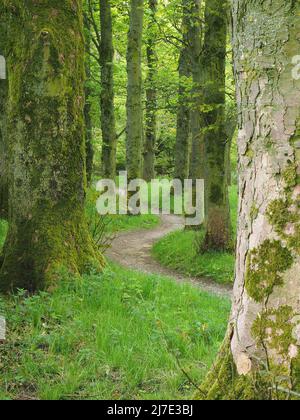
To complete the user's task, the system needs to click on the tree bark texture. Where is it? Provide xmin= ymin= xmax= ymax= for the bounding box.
xmin=201 ymin=0 xmax=232 ymax=251
xmin=200 ymin=0 xmax=300 ymax=400
xmin=84 ymin=19 xmax=94 ymax=184
xmin=100 ymin=0 xmax=117 ymax=179
xmin=0 ymin=7 xmax=8 ymax=220
xmin=126 ymin=0 xmax=144 ymax=182
xmin=174 ymin=0 xmax=193 ymax=182
xmin=143 ymin=0 xmax=158 ymax=182
xmin=0 ymin=0 xmax=105 ymax=293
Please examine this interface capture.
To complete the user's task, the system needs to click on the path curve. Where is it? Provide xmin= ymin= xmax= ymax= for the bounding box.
xmin=106 ymin=214 xmax=232 ymax=299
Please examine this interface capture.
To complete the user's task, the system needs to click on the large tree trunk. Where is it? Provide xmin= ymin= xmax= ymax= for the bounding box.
xmin=0 ymin=9 xmax=8 ymax=220
xmin=174 ymin=0 xmax=192 ymax=182
xmin=100 ymin=0 xmax=117 ymax=179
xmin=200 ymin=0 xmax=300 ymax=400
xmin=126 ymin=0 xmax=144 ymax=182
xmin=0 ymin=0 xmax=104 ymax=293
xmin=201 ymin=0 xmax=232 ymax=251
xmin=143 ymin=0 xmax=158 ymax=182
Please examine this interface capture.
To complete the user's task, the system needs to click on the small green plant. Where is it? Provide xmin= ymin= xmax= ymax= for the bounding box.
xmin=88 ymin=214 xmax=115 ymax=252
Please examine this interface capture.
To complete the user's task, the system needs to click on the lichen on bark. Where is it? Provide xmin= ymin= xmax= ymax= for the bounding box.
xmin=245 ymin=240 xmax=293 ymax=303
xmin=0 ymin=0 xmax=105 ymax=293
xmin=200 ymin=0 xmax=300 ymax=399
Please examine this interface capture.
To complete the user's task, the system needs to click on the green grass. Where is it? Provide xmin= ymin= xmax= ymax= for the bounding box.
xmin=0 ymin=191 xmax=159 ymax=254
xmin=86 ymin=188 xmax=160 ymax=234
xmin=152 ymin=186 xmax=238 ymax=285
xmin=102 ymin=213 xmax=160 ymax=234
xmin=0 ymin=265 xmax=230 ymax=400
xmin=0 ymin=184 xmax=233 ymax=399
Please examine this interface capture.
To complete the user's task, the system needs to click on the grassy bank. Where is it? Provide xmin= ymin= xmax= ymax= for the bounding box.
xmin=0 ymin=265 xmax=230 ymax=400
xmin=152 ymin=186 xmax=238 ymax=285
xmin=86 ymin=189 xmax=160 ymax=234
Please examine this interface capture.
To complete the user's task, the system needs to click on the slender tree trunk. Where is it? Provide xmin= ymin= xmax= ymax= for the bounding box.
xmin=188 ymin=0 xmax=205 ymax=229
xmin=0 ymin=77 xmax=8 ymax=220
xmin=126 ymin=0 xmax=144 ymax=182
xmin=100 ymin=0 xmax=117 ymax=179
xmin=189 ymin=0 xmax=204 ymax=182
xmin=224 ymin=107 xmax=237 ymax=186
xmin=84 ymin=20 xmax=94 ymax=185
xmin=143 ymin=0 xmax=158 ymax=182
xmin=201 ymin=0 xmax=300 ymax=400
xmin=0 ymin=10 xmax=8 ymax=220
xmin=174 ymin=0 xmax=192 ymax=182
xmin=0 ymin=0 xmax=104 ymax=293
xmin=0 ymin=79 xmax=8 ymax=222
xmin=201 ymin=0 xmax=232 ymax=251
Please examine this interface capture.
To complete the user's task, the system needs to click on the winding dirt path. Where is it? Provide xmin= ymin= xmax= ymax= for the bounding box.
xmin=106 ymin=214 xmax=232 ymax=299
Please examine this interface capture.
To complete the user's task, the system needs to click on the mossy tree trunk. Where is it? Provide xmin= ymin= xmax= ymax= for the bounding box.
xmin=200 ymin=0 xmax=300 ymax=400
xmin=126 ymin=0 xmax=144 ymax=182
xmin=100 ymin=0 xmax=117 ymax=179
xmin=84 ymin=19 xmax=94 ymax=185
xmin=201 ymin=0 xmax=232 ymax=251
xmin=0 ymin=75 xmax=7 ymax=220
xmin=143 ymin=0 xmax=158 ymax=182
xmin=189 ymin=0 xmax=204 ymax=181
xmin=174 ymin=0 xmax=192 ymax=182
xmin=188 ymin=0 xmax=205 ymax=227
xmin=0 ymin=9 xmax=8 ymax=220
xmin=0 ymin=0 xmax=104 ymax=293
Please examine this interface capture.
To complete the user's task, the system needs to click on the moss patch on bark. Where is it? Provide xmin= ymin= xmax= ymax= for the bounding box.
xmin=0 ymin=1 xmax=105 ymax=293
xmin=245 ymin=240 xmax=293 ymax=303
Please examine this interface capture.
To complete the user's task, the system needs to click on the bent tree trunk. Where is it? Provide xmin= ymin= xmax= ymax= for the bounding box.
xmin=100 ymin=0 xmax=117 ymax=179
xmin=126 ymin=0 xmax=144 ymax=182
xmin=201 ymin=0 xmax=232 ymax=251
xmin=143 ymin=0 xmax=158 ymax=182
xmin=200 ymin=0 xmax=300 ymax=400
xmin=0 ymin=0 xmax=104 ymax=293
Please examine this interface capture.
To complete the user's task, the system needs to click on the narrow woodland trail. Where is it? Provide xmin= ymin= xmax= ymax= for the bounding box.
xmin=106 ymin=215 xmax=233 ymax=299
